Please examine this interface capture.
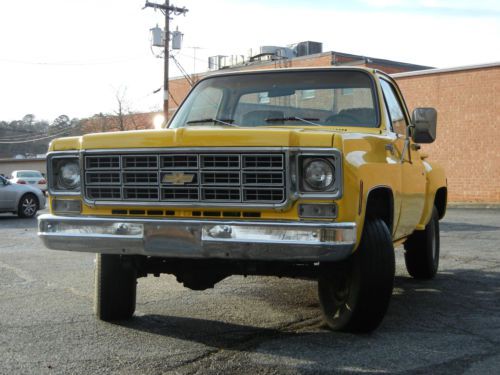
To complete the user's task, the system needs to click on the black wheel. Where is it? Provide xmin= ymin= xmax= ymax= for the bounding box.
xmin=318 ymin=218 xmax=395 ymax=333
xmin=17 ymin=193 xmax=38 ymax=218
xmin=94 ymin=254 xmax=137 ymax=321
xmin=404 ymin=206 xmax=440 ymax=280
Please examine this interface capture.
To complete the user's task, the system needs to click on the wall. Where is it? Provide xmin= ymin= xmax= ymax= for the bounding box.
xmin=394 ymin=64 xmax=500 ymax=203
xmin=0 ymin=158 xmax=47 ymax=178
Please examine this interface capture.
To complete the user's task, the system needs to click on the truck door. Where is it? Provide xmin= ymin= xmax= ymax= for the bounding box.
xmin=380 ymin=79 xmax=426 ymax=239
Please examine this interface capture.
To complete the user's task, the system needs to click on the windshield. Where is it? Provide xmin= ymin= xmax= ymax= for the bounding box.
xmin=169 ymin=70 xmax=379 ymax=128
xmin=16 ymin=171 xmax=42 ymax=178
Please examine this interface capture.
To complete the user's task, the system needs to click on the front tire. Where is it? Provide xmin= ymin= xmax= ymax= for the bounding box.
xmin=318 ymin=218 xmax=395 ymax=333
xmin=404 ymin=206 xmax=440 ymax=280
xmin=17 ymin=193 xmax=38 ymax=218
xmin=94 ymin=254 xmax=137 ymax=321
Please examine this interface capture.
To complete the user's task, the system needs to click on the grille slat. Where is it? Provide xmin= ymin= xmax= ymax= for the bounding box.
xmin=201 ymin=155 xmax=240 ymax=169
xmin=85 ymin=156 xmax=120 ymax=170
xmin=123 ymin=172 xmax=158 ymax=185
xmin=243 ymin=155 xmax=283 ymax=169
xmin=84 ymin=152 xmax=286 ymax=204
xmin=161 ymin=155 xmax=198 ymax=169
xmin=86 ymin=187 xmax=121 ymax=199
xmin=124 ymin=187 xmax=159 ymax=200
xmin=202 ymin=188 xmax=240 ymax=201
xmin=201 ymin=172 xmax=240 ymax=185
xmin=86 ymin=172 xmax=121 ymax=185
xmin=162 ymin=187 xmax=199 ymax=200
xmin=243 ymin=172 xmax=283 ymax=186
xmin=122 ymin=155 xmax=158 ymax=169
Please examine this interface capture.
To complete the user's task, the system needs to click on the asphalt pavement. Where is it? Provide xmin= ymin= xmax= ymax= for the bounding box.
xmin=0 ymin=208 xmax=499 ymax=374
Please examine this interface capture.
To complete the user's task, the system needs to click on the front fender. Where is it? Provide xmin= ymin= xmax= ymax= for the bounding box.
xmin=417 ymin=161 xmax=447 ymax=229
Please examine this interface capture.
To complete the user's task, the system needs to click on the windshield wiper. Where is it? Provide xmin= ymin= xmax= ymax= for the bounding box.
xmin=185 ymin=118 xmax=239 ymax=127
xmin=265 ymin=116 xmax=322 ymax=126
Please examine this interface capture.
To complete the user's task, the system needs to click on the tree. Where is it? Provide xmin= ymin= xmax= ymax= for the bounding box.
xmin=113 ymin=88 xmax=129 ymax=131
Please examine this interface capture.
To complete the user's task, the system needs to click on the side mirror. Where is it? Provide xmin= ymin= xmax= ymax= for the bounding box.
xmin=411 ymin=108 xmax=437 ymax=143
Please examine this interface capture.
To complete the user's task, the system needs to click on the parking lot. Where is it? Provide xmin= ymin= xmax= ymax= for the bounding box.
xmin=0 ymin=208 xmax=499 ymax=374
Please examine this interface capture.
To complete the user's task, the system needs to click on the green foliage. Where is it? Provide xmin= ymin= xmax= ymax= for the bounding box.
xmin=0 ymin=114 xmax=81 ymax=158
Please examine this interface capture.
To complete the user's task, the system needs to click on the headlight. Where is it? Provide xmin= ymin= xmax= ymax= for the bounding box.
xmin=58 ymin=161 xmax=80 ymax=189
xmin=298 ymin=152 xmax=341 ymax=197
xmin=303 ymin=159 xmax=335 ymax=190
xmin=50 ymin=156 xmax=81 ymax=193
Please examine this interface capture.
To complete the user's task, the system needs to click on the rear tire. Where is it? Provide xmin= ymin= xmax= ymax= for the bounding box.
xmin=17 ymin=193 xmax=38 ymax=218
xmin=404 ymin=206 xmax=440 ymax=280
xmin=318 ymin=218 xmax=395 ymax=333
xmin=94 ymin=254 xmax=137 ymax=321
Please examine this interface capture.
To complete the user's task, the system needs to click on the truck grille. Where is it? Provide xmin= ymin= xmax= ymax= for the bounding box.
xmin=83 ymin=152 xmax=286 ymax=205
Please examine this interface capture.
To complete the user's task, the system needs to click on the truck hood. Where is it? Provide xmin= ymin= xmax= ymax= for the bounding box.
xmin=49 ymin=127 xmax=342 ymax=151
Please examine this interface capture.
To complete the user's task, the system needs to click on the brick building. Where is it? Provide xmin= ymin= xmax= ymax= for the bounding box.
xmin=394 ymin=63 xmax=500 ymax=204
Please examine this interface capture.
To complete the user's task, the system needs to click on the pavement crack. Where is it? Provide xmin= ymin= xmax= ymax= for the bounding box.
xmin=0 ymin=260 xmax=36 ymax=283
xmin=168 ymin=314 xmax=322 ymax=374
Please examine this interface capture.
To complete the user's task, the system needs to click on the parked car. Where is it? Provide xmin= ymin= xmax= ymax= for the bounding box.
xmin=0 ymin=175 xmax=46 ymax=218
xmin=10 ymin=170 xmax=47 ymax=193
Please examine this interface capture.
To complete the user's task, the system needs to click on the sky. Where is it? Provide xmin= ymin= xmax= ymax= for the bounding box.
xmin=0 ymin=0 xmax=498 ymax=123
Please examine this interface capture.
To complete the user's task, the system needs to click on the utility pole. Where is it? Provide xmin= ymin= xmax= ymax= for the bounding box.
xmin=144 ymin=1 xmax=188 ymax=120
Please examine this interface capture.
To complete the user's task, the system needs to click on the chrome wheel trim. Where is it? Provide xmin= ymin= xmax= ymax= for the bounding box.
xmin=22 ymin=198 xmax=37 ymax=216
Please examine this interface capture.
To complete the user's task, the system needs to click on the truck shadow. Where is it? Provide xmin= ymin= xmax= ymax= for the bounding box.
xmin=118 ymin=267 xmax=499 ymax=372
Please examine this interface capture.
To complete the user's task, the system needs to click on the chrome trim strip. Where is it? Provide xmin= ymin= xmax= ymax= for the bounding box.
xmin=38 ymin=214 xmax=356 ymax=262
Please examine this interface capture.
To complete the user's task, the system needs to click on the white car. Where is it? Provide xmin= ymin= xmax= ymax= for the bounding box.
xmin=10 ymin=170 xmax=47 ymax=193
xmin=0 ymin=175 xmax=46 ymax=218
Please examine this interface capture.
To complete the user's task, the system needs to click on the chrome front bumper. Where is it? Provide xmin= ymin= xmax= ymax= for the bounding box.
xmin=38 ymin=214 xmax=356 ymax=262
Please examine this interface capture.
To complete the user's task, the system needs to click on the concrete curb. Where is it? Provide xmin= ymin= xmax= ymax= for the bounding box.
xmin=448 ymin=203 xmax=500 ymax=209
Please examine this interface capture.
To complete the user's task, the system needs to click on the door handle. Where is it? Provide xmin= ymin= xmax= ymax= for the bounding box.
xmin=385 ymin=144 xmax=395 ymax=154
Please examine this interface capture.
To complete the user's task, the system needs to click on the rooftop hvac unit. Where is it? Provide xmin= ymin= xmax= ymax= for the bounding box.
xmin=208 ymin=55 xmax=227 ymax=70
xmin=276 ymin=47 xmax=295 ymax=59
xmin=248 ymin=46 xmax=295 ymax=61
xmin=293 ymin=41 xmax=323 ymax=57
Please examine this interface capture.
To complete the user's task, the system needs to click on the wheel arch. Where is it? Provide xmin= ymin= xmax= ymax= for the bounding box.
xmin=434 ymin=187 xmax=447 ymax=220
xmin=364 ymin=186 xmax=395 ymax=235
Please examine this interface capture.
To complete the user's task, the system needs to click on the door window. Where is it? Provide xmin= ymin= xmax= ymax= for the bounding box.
xmin=380 ymin=79 xmax=408 ymax=135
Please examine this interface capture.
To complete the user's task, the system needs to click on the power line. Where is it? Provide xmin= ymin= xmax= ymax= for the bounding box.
xmin=171 ymin=54 xmax=194 ymax=86
xmin=0 ymin=126 xmax=78 ymax=143
xmin=0 ymin=56 xmax=147 ymax=66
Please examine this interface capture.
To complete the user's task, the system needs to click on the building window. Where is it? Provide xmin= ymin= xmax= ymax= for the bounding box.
xmin=258 ymin=92 xmax=270 ymax=104
xmin=301 ymin=89 xmax=316 ymax=99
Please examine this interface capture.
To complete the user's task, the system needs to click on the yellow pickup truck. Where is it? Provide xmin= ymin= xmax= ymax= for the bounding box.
xmin=38 ymin=67 xmax=447 ymax=332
